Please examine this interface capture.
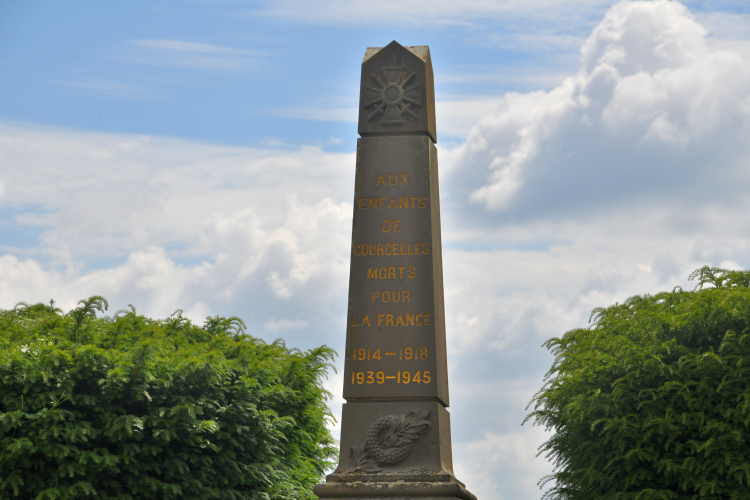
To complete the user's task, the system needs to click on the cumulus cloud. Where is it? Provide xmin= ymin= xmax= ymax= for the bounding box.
xmin=4 ymin=2 xmax=750 ymax=498
xmin=0 ymin=123 xmax=353 ymax=350
xmin=455 ymin=428 xmax=553 ymax=500
xmin=436 ymin=2 xmax=750 ymax=497
xmin=447 ymin=0 xmax=750 ymax=217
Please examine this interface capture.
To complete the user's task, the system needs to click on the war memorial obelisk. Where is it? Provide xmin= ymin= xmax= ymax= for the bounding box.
xmin=314 ymin=42 xmax=477 ymax=500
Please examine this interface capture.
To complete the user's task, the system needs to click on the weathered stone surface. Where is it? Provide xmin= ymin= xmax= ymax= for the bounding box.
xmin=343 ymin=135 xmax=448 ymax=406
xmin=330 ymin=401 xmax=453 ymax=476
xmin=359 ymin=41 xmax=437 ymax=143
xmin=316 ymin=41 xmax=475 ymax=500
xmin=313 ymin=483 xmax=476 ymax=499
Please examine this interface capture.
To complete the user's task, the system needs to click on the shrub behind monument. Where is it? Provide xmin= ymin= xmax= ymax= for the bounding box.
xmin=0 ymin=297 xmax=336 ymax=500
xmin=527 ymin=267 xmax=750 ymax=499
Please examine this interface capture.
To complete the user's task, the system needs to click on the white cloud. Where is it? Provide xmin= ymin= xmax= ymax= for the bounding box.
xmin=251 ymin=0 xmax=615 ymax=27
xmin=447 ymin=0 xmax=750 ymax=214
xmin=0 ymin=123 xmax=353 ymax=342
xmin=696 ymin=10 xmax=750 ymax=41
xmin=440 ymin=2 xmax=750 ymax=495
xmin=455 ymin=427 xmax=553 ymax=500
xmin=56 ymin=81 xmax=153 ymax=99
xmin=131 ymin=40 xmax=259 ymax=55
xmin=4 ymin=2 xmax=750 ymax=498
xmin=127 ymin=39 xmax=264 ymax=69
xmin=264 ymin=318 xmax=310 ymax=331
xmin=272 ymin=105 xmax=357 ymax=123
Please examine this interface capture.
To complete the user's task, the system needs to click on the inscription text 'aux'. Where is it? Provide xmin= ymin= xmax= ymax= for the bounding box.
xmin=350 ymin=313 xmax=432 ymax=327
xmin=376 ymin=173 xmax=410 ymax=186
xmin=353 ymin=243 xmax=430 ymax=256
xmin=372 ymin=290 xmax=410 ymax=303
xmin=358 ymin=196 xmax=426 ymax=210
xmin=368 ymin=266 xmax=416 ymax=279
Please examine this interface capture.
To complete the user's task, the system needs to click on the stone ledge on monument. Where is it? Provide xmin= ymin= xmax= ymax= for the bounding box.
xmin=324 ymin=472 xmax=462 ymax=484
xmin=313 ymin=478 xmax=477 ymax=500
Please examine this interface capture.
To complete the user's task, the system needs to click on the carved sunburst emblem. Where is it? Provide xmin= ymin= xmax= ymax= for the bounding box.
xmin=364 ymin=67 xmax=421 ymax=125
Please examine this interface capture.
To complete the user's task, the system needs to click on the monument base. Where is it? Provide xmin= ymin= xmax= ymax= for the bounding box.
xmin=315 ymin=401 xmax=477 ymax=499
xmin=313 ymin=475 xmax=477 ymax=499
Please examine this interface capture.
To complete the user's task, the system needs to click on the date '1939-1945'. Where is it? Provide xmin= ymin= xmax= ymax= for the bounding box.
xmin=350 ymin=370 xmax=431 ymax=385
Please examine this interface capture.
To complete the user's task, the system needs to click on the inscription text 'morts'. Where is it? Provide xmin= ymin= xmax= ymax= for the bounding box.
xmin=367 ymin=266 xmax=416 ymax=279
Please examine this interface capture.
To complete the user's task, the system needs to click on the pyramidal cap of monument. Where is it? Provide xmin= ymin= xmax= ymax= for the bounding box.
xmin=358 ymin=42 xmax=437 ymax=142
xmin=314 ymin=41 xmax=477 ymax=500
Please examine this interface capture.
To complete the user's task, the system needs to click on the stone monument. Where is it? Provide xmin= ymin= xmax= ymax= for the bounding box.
xmin=313 ymin=41 xmax=477 ymax=500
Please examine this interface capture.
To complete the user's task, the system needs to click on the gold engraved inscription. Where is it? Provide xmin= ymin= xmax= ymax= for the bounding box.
xmin=349 ymin=346 xmax=428 ymax=361
xmin=382 ymin=220 xmax=401 ymax=232
xmin=352 ymin=243 xmax=430 ymax=256
xmin=371 ymin=290 xmax=410 ymax=303
xmin=377 ymin=313 xmax=431 ymax=326
xmin=357 ymin=196 xmax=426 ymax=209
xmin=350 ymin=371 xmax=431 ymax=385
xmin=367 ymin=267 xmax=416 ymax=279
xmin=375 ymin=173 xmax=410 ymax=186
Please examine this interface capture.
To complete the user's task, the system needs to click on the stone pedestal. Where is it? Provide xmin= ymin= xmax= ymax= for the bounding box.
xmin=314 ymin=402 xmax=476 ymax=499
xmin=315 ymin=41 xmax=476 ymax=500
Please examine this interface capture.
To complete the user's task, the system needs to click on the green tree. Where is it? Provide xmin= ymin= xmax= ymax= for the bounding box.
xmin=526 ymin=267 xmax=750 ymax=499
xmin=0 ymin=297 xmax=337 ymax=500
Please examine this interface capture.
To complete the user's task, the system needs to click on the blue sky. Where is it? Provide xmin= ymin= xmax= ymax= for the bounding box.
xmin=2 ymin=1 xmax=750 ymax=498
xmin=0 ymin=0 xmax=614 ymax=149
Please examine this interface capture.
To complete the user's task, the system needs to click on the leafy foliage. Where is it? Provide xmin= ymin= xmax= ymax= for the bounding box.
xmin=526 ymin=266 xmax=750 ymax=499
xmin=0 ymin=297 xmax=337 ymax=500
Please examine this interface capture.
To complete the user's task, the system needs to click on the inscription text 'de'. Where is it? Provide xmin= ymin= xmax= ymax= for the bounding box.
xmin=382 ymin=220 xmax=401 ymax=232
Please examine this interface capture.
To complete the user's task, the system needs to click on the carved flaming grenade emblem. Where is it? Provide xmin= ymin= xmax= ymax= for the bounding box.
xmin=364 ymin=67 xmax=421 ymax=125
xmin=348 ymin=410 xmax=431 ymax=473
